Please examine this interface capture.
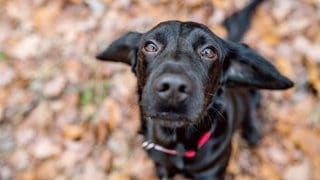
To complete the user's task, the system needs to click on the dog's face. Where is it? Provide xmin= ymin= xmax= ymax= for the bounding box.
xmin=97 ymin=21 xmax=293 ymax=128
xmin=137 ymin=22 xmax=225 ymax=127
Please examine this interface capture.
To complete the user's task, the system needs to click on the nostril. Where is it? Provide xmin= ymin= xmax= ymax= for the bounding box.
xmin=158 ymin=82 xmax=170 ymax=92
xmin=178 ymin=84 xmax=187 ymax=93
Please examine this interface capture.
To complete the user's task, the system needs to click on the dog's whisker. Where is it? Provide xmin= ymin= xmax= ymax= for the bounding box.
xmin=215 ymin=108 xmax=226 ymax=123
xmin=190 ymin=124 xmax=202 ymax=134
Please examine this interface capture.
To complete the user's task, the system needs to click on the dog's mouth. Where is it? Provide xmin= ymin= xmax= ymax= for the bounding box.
xmin=144 ymin=113 xmax=194 ymax=128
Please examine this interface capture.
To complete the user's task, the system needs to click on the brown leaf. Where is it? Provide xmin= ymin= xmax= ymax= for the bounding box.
xmin=81 ymin=159 xmax=105 ymax=180
xmin=96 ymin=97 xmax=122 ymax=132
xmin=305 ymin=58 xmax=320 ymax=96
xmin=58 ymin=139 xmax=93 ymax=169
xmin=109 ymin=71 xmax=137 ymax=103
xmin=261 ymin=32 xmax=280 ymax=47
xmin=259 ymin=163 xmax=281 ymax=180
xmin=210 ymin=25 xmax=227 ymax=39
xmin=272 ymin=0 xmax=295 ymax=21
xmin=274 ymin=121 xmax=292 ymax=135
xmin=283 ymin=159 xmax=311 ymax=180
xmin=10 ymin=150 xmax=31 ymax=171
xmin=100 ymin=150 xmax=112 ymax=173
xmin=25 ymin=102 xmax=53 ymax=129
xmin=16 ymin=170 xmax=37 ymax=180
xmin=33 ymin=1 xmax=63 ymax=34
xmin=63 ymin=60 xmax=82 ymax=84
xmin=36 ymin=160 xmax=59 ymax=179
xmin=108 ymin=172 xmax=131 ymax=180
xmin=183 ymin=0 xmax=204 ymax=8
xmin=93 ymin=120 xmax=109 ymax=143
xmin=275 ymin=56 xmax=295 ymax=98
xmin=43 ymin=76 xmax=67 ymax=98
xmin=62 ymin=124 xmax=85 ymax=140
xmin=124 ymin=149 xmax=156 ymax=179
xmin=290 ymin=128 xmax=320 ymax=179
xmin=10 ymin=35 xmax=42 ymax=60
xmin=0 ymin=62 xmax=15 ymax=87
xmin=234 ymin=175 xmax=253 ymax=180
xmin=0 ymin=106 xmax=4 ymax=122
xmin=69 ymin=0 xmax=83 ymax=4
xmin=294 ymin=36 xmax=320 ymax=63
xmin=266 ymin=146 xmax=289 ymax=165
xmin=273 ymin=94 xmax=315 ymax=124
xmin=31 ymin=137 xmax=62 ymax=159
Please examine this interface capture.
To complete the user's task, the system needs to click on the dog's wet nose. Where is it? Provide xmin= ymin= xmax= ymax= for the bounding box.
xmin=154 ymin=74 xmax=192 ymax=104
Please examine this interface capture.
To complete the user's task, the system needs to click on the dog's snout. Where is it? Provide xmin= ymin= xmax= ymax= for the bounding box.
xmin=154 ymin=74 xmax=192 ymax=104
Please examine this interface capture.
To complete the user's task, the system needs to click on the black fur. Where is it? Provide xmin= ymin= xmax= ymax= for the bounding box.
xmin=96 ymin=0 xmax=293 ymax=179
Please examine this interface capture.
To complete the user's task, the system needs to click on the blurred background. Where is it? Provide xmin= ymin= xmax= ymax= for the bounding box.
xmin=0 ymin=0 xmax=319 ymax=179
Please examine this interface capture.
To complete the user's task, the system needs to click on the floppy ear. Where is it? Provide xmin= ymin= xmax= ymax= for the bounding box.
xmin=96 ymin=32 xmax=142 ymax=71
xmin=223 ymin=42 xmax=294 ymax=89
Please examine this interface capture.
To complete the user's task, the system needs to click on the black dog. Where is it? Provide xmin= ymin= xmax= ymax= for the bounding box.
xmin=96 ymin=0 xmax=293 ymax=179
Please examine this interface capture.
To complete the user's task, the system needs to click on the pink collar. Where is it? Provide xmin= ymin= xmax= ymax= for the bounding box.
xmin=142 ymin=130 xmax=212 ymax=158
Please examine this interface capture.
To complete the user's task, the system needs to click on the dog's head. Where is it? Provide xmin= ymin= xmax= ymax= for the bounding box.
xmin=97 ymin=21 xmax=293 ymax=128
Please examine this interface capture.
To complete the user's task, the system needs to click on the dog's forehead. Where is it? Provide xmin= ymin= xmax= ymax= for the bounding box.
xmin=143 ymin=21 xmax=216 ymax=42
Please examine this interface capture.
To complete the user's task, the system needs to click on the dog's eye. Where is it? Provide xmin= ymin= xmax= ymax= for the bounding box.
xmin=144 ymin=42 xmax=158 ymax=52
xmin=200 ymin=47 xmax=217 ymax=60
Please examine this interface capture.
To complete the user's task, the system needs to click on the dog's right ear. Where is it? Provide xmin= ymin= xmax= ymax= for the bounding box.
xmin=96 ymin=32 xmax=142 ymax=66
xmin=223 ymin=42 xmax=294 ymax=90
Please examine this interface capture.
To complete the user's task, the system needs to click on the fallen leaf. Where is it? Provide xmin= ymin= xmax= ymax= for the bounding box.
xmin=10 ymin=35 xmax=42 ymax=60
xmin=0 ymin=106 xmax=4 ymax=122
xmin=234 ymin=175 xmax=253 ymax=180
xmin=108 ymin=172 xmax=131 ymax=180
xmin=69 ymin=0 xmax=83 ymax=4
xmin=0 ymin=129 xmax=15 ymax=162
xmin=25 ymin=101 xmax=53 ymax=129
xmin=266 ymin=146 xmax=289 ymax=165
xmin=293 ymin=36 xmax=320 ymax=63
xmin=290 ymin=128 xmax=320 ymax=179
xmin=283 ymin=159 xmax=311 ymax=180
xmin=62 ymin=124 xmax=85 ymax=140
xmin=210 ymin=24 xmax=227 ymax=39
xmin=0 ymin=166 xmax=13 ymax=180
xmin=259 ymin=163 xmax=281 ymax=180
xmin=272 ymin=0 xmax=295 ymax=21
xmin=275 ymin=122 xmax=292 ymax=136
xmin=100 ymin=150 xmax=112 ymax=173
xmin=31 ymin=137 xmax=62 ymax=159
xmin=81 ymin=159 xmax=105 ymax=180
xmin=0 ymin=62 xmax=15 ymax=87
xmin=33 ymin=1 xmax=63 ymax=34
xmin=305 ymin=58 xmax=320 ymax=96
xmin=109 ymin=71 xmax=137 ymax=104
xmin=275 ymin=56 xmax=295 ymax=98
xmin=124 ymin=148 xmax=156 ymax=179
xmin=43 ymin=76 xmax=67 ymax=98
xmin=93 ymin=119 xmax=109 ymax=143
xmin=96 ymin=97 xmax=122 ymax=132
xmin=16 ymin=170 xmax=37 ymax=180
xmin=262 ymin=31 xmax=280 ymax=47
xmin=10 ymin=150 xmax=30 ymax=171
xmin=36 ymin=160 xmax=59 ymax=179
xmin=58 ymin=139 xmax=93 ymax=169
xmin=63 ymin=60 xmax=82 ymax=84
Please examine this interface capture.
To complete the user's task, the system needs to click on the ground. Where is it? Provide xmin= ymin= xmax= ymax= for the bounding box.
xmin=0 ymin=0 xmax=320 ymax=179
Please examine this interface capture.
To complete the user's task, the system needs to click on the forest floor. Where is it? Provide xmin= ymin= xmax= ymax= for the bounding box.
xmin=0 ymin=0 xmax=320 ymax=179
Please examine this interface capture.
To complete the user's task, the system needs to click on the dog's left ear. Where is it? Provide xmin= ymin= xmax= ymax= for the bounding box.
xmin=223 ymin=42 xmax=294 ymax=89
xmin=96 ymin=32 xmax=142 ymax=72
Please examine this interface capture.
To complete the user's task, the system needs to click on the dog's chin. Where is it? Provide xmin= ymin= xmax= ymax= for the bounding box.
xmin=144 ymin=112 xmax=195 ymax=128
